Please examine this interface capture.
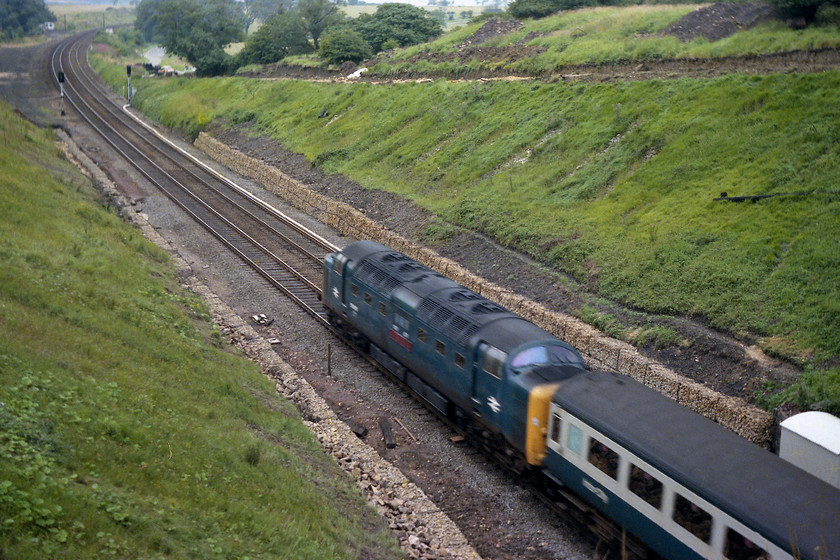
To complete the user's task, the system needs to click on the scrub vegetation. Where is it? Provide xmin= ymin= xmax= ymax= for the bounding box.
xmin=0 ymin=100 xmax=401 ymax=559
xmin=94 ymin=6 xmax=840 ymax=410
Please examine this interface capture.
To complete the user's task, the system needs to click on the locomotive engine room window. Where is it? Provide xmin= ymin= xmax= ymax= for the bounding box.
xmin=480 ymin=344 xmax=506 ymax=379
xmin=629 ymin=464 xmax=663 ymax=509
xmin=454 ymin=352 xmax=465 ymax=369
xmin=378 ymin=302 xmax=387 ymax=315
xmin=394 ymin=311 xmax=410 ymax=332
xmin=550 ymin=413 xmax=562 ymax=444
xmin=588 ymin=438 xmax=619 ymax=479
xmin=364 ymin=293 xmax=372 ymax=306
xmin=725 ymin=527 xmax=768 ymax=560
xmin=435 ymin=340 xmax=446 ymax=356
xmin=351 ymin=284 xmax=359 ymax=297
xmin=673 ymin=494 xmax=713 ymax=543
xmin=417 ymin=328 xmax=428 ymax=343
xmin=567 ymin=424 xmax=583 ymax=455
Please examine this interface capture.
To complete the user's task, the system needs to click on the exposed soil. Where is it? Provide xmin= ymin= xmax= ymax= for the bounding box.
xmin=245 ymin=5 xmax=840 ymax=84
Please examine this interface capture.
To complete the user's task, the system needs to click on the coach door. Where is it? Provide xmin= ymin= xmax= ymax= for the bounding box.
xmin=472 ymin=342 xmax=506 ymax=428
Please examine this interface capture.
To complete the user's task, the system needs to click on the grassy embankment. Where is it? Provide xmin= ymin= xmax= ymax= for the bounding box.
xmin=0 ymin=100 xmax=402 ymax=559
xmin=371 ymin=5 xmax=840 ymax=75
xmin=91 ymin=5 xmax=840 ymax=413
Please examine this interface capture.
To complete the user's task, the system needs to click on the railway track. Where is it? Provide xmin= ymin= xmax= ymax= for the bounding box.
xmin=51 ymin=32 xmax=641 ymax=559
xmin=49 ymin=31 xmax=337 ymax=326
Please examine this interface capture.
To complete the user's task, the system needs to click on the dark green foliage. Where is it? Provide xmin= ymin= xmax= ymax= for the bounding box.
xmin=508 ymin=0 xmax=599 ymax=19
xmin=134 ymin=0 xmax=165 ymax=42
xmin=319 ymin=26 xmax=373 ymax=64
xmin=239 ymin=11 xmax=314 ymax=64
xmin=244 ymin=0 xmax=294 ymax=29
xmin=0 ymin=0 xmax=55 ymax=39
xmin=297 ymin=0 xmax=344 ymax=49
xmin=769 ymin=0 xmax=840 ymax=21
xmin=352 ymin=3 xmax=443 ymax=52
xmin=136 ymin=0 xmax=245 ymax=76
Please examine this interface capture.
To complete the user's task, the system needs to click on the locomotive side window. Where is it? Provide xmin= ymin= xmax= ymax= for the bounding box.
xmin=454 ymin=352 xmax=465 ymax=369
xmin=364 ymin=293 xmax=372 ymax=306
xmin=588 ymin=438 xmax=619 ymax=479
xmin=417 ymin=328 xmax=428 ymax=343
xmin=673 ymin=494 xmax=713 ymax=543
xmin=481 ymin=345 xmax=506 ymax=379
xmin=378 ymin=302 xmax=387 ymax=315
xmin=435 ymin=340 xmax=446 ymax=356
xmin=725 ymin=527 xmax=769 ymax=560
xmin=629 ymin=464 xmax=663 ymax=509
xmin=549 ymin=413 xmax=562 ymax=444
xmin=351 ymin=284 xmax=359 ymax=297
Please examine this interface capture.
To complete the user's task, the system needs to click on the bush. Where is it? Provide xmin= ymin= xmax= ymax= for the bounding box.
xmin=238 ymin=11 xmax=313 ymax=65
xmin=319 ymin=27 xmax=373 ymax=65
xmin=768 ymin=0 xmax=837 ymax=22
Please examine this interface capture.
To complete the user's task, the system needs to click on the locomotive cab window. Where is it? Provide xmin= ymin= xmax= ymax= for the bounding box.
xmin=725 ymin=527 xmax=768 ymax=560
xmin=417 ymin=328 xmax=428 ymax=343
xmin=550 ymin=345 xmax=582 ymax=365
xmin=378 ymin=302 xmax=387 ymax=316
xmin=629 ymin=464 xmax=663 ymax=509
xmin=588 ymin=438 xmax=619 ymax=479
xmin=673 ymin=494 xmax=713 ymax=543
xmin=435 ymin=340 xmax=446 ymax=356
xmin=351 ymin=284 xmax=359 ymax=297
xmin=364 ymin=293 xmax=372 ymax=306
xmin=510 ymin=346 xmax=548 ymax=372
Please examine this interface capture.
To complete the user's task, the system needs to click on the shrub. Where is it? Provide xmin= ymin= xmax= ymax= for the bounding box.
xmin=319 ymin=27 xmax=373 ymax=65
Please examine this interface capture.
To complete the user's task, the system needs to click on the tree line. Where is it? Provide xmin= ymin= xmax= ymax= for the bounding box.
xmin=1 ymin=0 xmax=55 ymax=40
xmin=134 ymin=0 xmax=443 ymax=75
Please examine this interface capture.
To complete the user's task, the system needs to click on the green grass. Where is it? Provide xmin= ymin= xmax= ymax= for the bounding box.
xmin=88 ymin=5 xmax=840 ymax=411
xmin=370 ymin=5 xmax=840 ymax=75
xmin=0 ymin=100 xmax=402 ymax=559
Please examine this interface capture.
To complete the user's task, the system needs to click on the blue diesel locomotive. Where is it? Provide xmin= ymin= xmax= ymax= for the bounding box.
xmin=323 ymin=240 xmax=840 ymax=560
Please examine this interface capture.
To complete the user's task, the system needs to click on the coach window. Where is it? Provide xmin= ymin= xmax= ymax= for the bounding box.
xmin=549 ymin=413 xmax=562 ymax=444
xmin=378 ymin=302 xmax=387 ymax=316
xmin=588 ymin=438 xmax=619 ymax=479
xmin=454 ymin=352 xmax=465 ymax=369
xmin=567 ymin=424 xmax=583 ymax=455
xmin=435 ymin=340 xmax=446 ymax=356
xmin=673 ymin=494 xmax=713 ymax=543
xmin=364 ymin=293 xmax=372 ymax=306
xmin=417 ymin=328 xmax=428 ymax=343
xmin=725 ymin=528 xmax=768 ymax=560
xmin=351 ymin=284 xmax=359 ymax=297
xmin=629 ymin=464 xmax=663 ymax=509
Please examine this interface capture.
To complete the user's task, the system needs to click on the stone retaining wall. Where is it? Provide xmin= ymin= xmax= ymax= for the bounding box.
xmin=195 ymin=132 xmax=773 ymax=447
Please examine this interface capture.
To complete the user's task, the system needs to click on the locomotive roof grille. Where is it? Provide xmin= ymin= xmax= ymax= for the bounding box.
xmin=356 ymin=261 xmax=402 ymax=292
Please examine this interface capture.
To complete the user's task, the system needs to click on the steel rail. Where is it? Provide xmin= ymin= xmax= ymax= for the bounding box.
xmin=50 ymin=33 xmax=329 ymax=326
